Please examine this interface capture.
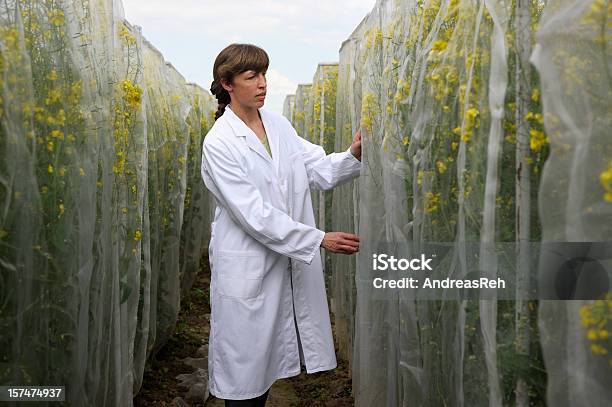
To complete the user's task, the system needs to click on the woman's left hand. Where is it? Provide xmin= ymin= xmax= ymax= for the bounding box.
xmin=350 ymin=129 xmax=362 ymax=161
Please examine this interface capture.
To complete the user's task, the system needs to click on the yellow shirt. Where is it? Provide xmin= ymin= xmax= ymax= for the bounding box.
xmin=260 ymin=133 xmax=272 ymax=158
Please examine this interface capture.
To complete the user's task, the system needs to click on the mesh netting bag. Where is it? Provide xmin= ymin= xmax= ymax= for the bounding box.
xmin=0 ymin=1 xmax=216 ymax=403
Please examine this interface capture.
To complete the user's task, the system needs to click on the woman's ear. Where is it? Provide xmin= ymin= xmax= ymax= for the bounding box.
xmin=220 ymin=79 xmax=232 ymax=93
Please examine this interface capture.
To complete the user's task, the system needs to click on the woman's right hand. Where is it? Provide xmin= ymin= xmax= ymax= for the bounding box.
xmin=321 ymin=232 xmax=360 ymax=254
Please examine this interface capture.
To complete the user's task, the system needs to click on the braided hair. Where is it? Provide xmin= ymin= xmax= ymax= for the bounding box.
xmin=210 ymin=44 xmax=269 ymax=120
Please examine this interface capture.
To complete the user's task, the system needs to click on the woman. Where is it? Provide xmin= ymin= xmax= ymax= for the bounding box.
xmin=201 ymin=43 xmax=362 ymax=406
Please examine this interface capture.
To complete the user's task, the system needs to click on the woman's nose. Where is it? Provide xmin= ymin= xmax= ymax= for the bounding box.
xmin=258 ymin=73 xmax=266 ymax=88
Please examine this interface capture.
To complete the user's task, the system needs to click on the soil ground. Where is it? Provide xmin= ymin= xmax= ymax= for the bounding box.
xmin=134 ymin=255 xmax=354 ymax=407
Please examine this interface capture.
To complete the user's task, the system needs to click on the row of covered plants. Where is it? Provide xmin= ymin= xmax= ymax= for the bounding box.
xmin=0 ymin=0 xmax=216 ymax=404
xmin=284 ymin=63 xmax=339 ymax=280
xmin=284 ymin=0 xmax=611 ymax=405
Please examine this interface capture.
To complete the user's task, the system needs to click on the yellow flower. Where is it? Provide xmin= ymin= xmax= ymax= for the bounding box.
xmin=56 ymin=109 xmax=66 ymax=126
xmin=417 ymin=170 xmax=424 ymax=186
xmin=425 ymin=191 xmax=441 ymax=214
xmin=461 ymin=131 xmax=473 ymax=143
xmin=580 ymin=305 xmax=591 ymax=321
xmin=121 ymin=80 xmax=143 ymax=110
xmin=591 ymin=344 xmax=608 ymax=355
xmin=41 ymin=186 xmax=49 ymax=194
xmin=534 ymin=113 xmax=544 ymax=124
xmin=58 ymin=203 xmax=65 ymax=216
xmin=529 ymin=129 xmax=548 ymax=151
xmin=69 ymin=81 xmax=83 ymax=105
xmin=599 ymin=161 xmax=612 ymax=202
xmin=45 ymin=88 xmax=62 ymax=105
xmin=48 ymin=9 xmax=65 ymax=27
xmin=531 ymin=88 xmax=540 ymax=102
xmin=79 ymin=168 xmax=85 ymax=177
xmin=436 ymin=160 xmax=447 ymax=174
xmin=397 ymin=79 xmax=410 ymax=97
xmin=119 ymin=24 xmax=137 ymax=45
xmin=365 ymin=28 xmax=383 ymax=49
xmin=581 ymin=0 xmax=607 ymax=30
xmin=466 ymin=107 xmax=479 ymax=120
xmin=374 ymin=29 xmax=383 ymax=47
xmin=601 ymin=167 xmax=611 ymax=184
xmin=446 ymin=71 xmax=458 ymax=84
xmin=360 ymin=93 xmax=377 ymax=133
xmin=22 ymin=103 xmax=32 ymax=116
xmin=587 ymin=329 xmax=598 ymax=340
xmin=134 ymin=230 xmax=142 ymax=241
xmin=402 ymin=136 xmax=410 ymax=146
xmin=599 ymin=329 xmax=609 ymax=339
xmin=47 ymin=164 xmax=54 ymax=174
xmin=47 ymin=141 xmax=54 ymax=152
xmin=432 ymin=40 xmax=448 ymax=52
xmin=47 ymin=70 xmax=58 ymax=81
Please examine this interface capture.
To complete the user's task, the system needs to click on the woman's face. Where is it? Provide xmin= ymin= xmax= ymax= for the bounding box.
xmin=222 ymin=70 xmax=267 ymax=109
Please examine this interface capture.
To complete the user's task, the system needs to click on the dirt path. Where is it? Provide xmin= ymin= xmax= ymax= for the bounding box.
xmin=134 ymin=255 xmax=353 ymax=407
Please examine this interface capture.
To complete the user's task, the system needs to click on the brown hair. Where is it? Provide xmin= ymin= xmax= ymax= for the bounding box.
xmin=210 ymin=44 xmax=269 ymax=120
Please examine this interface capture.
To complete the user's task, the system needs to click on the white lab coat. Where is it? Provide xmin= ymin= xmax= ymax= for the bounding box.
xmin=200 ymin=105 xmax=361 ymax=400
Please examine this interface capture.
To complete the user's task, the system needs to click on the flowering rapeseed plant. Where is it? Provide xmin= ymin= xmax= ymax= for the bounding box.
xmin=580 ymin=294 xmax=612 ymax=363
xmin=599 ymin=161 xmax=612 ymax=202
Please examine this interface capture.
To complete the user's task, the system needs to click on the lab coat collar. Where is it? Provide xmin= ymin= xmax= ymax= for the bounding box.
xmin=224 ymin=105 xmax=279 ymax=173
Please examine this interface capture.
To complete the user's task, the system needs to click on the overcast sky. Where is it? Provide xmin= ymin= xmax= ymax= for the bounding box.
xmin=121 ymin=0 xmax=376 ymax=113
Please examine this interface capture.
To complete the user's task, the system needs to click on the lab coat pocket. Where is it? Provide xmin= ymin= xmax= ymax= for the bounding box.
xmin=217 ymin=250 xmax=264 ymax=299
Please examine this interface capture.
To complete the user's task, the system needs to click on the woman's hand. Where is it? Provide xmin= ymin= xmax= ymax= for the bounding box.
xmin=350 ymin=129 xmax=362 ymax=161
xmin=321 ymin=232 xmax=360 ymax=254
